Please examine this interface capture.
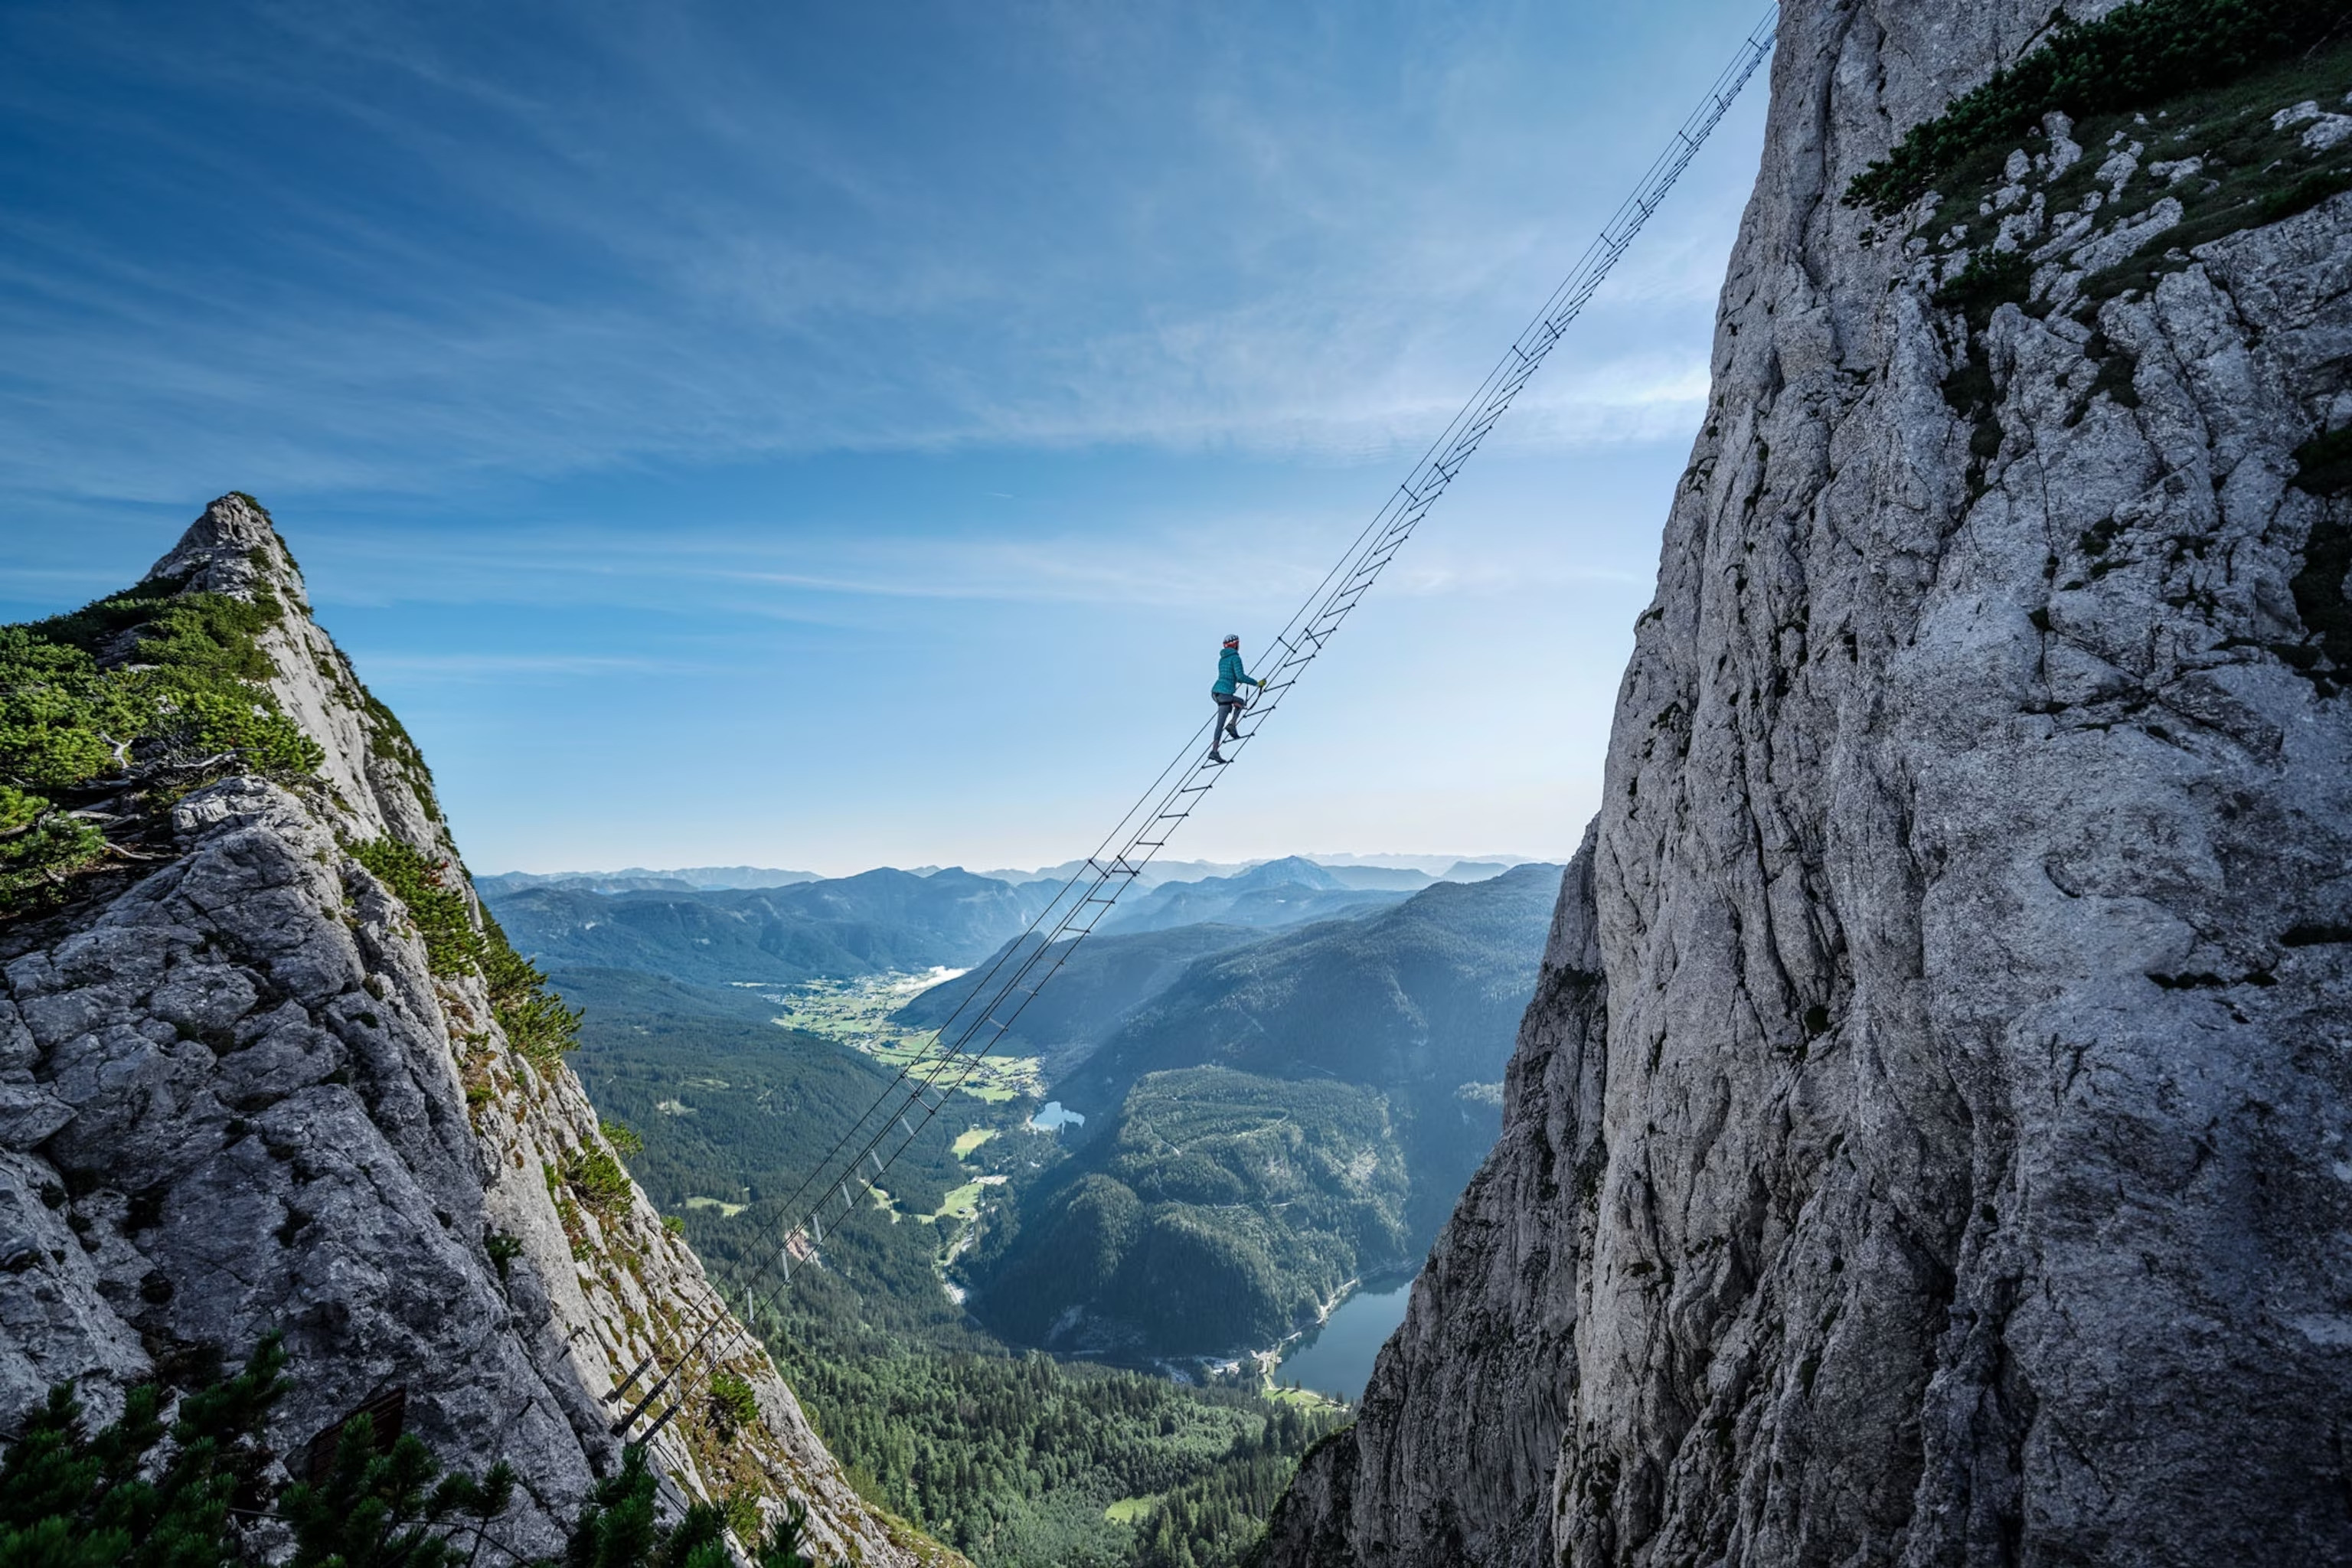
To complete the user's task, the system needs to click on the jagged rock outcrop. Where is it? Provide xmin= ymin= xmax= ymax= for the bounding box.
xmin=1263 ymin=5 xmax=2352 ymax=1564
xmin=0 ymin=497 xmax=952 ymax=1563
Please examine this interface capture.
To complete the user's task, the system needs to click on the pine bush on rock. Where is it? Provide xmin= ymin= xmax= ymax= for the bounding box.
xmin=0 ymin=577 xmax=322 ymax=916
xmin=348 ymin=835 xmax=583 ymax=1063
xmin=1847 ymin=0 xmax=2348 ymax=213
xmin=0 ymin=1340 xmax=837 ymax=1567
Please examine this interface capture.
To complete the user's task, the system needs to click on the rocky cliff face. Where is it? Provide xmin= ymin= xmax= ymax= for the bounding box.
xmin=0 ymin=498 xmax=949 ymax=1563
xmin=1263 ymin=5 xmax=2352 ymax=1564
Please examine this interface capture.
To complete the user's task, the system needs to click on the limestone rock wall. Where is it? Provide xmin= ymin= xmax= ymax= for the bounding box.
xmin=1263 ymin=4 xmax=2352 ymax=1564
xmin=0 ymin=498 xmax=949 ymax=1565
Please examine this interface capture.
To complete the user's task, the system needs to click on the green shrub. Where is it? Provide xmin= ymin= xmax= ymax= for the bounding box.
xmin=1935 ymin=246 xmax=2035 ymax=332
xmin=753 ymin=1498 xmax=825 ymax=1568
xmin=662 ymin=1214 xmax=688 ymax=1237
xmin=484 ymin=1231 xmax=525 ymax=1279
xmin=564 ymin=1442 xmax=828 ymax=1568
xmin=563 ymin=1146 xmax=635 ymax=1218
xmin=152 ymin=687 xmax=325 ymax=778
xmin=1 ymin=1331 xmax=819 ymax=1566
xmin=0 ymin=785 xmax=108 ymax=912
xmin=480 ymin=906 xmax=583 ymax=1066
xmin=278 ymin=1412 xmax=514 ymax=1568
xmin=0 ymin=1335 xmax=289 ymax=1566
xmin=708 ymin=1373 xmax=760 ymax=1441
xmin=348 ymin=838 xmax=480 ymax=978
xmin=1847 ymin=0 xmax=2346 ymax=214
xmin=601 ymin=1119 xmax=645 ymax=1157
xmin=0 ymin=567 xmax=322 ymax=917
xmin=31 ymin=575 xmax=281 ymax=681
xmin=346 ymin=841 xmax=582 ymax=1064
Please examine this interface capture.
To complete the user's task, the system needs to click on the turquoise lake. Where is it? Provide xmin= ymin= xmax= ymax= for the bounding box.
xmin=1276 ymin=1276 xmax=1415 ymax=1401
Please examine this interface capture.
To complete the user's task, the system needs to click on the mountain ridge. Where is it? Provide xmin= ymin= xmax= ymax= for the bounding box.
xmin=0 ymin=498 xmax=949 ymax=1563
xmin=962 ymin=864 xmax=1563 ymax=1358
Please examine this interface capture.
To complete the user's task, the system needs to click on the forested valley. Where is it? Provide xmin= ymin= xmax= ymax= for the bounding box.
xmin=507 ymin=856 xmax=1557 ymax=1566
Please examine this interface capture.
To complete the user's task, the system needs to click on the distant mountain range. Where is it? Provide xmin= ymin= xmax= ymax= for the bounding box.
xmin=477 ymin=864 xmax=821 ymax=896
xmin=483 ymin=867 xmax=1058 ymax=986
xmin=1057 ymin=862 xmax=1564 ymax=1116
xmin=485 ymin=850 xmax=1563 ymax=1363
xmin=486 ymin=857 xmax=1520 ymax=1004
xmin=962 ymin=863 xmax=1563 ymax=1355
xmin=892 ymin=923 xmax=1266 ymax=1077
xmin=1096 ymin=857 xmax=1413 ymax=935
xmin=480 ymin=854 xmax=1540 ymax=896
xmin=888 ymin=858 xmax=1514 ymax=1073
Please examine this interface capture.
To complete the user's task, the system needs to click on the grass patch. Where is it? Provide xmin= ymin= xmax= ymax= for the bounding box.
xmin=951 ymin=1127 xmax=997 ymax=1159
xmin=1846 ymin=0 xmax=2348 ymax=214
xmin=2065 ymin=36 xmax=2352 ymax=299
xmin=1104 ymin=1494 xmax=1159 ymax=1524
xmin=932 ymin=1181 xmax=987 ymax=1223
xmin=1263 ymin=1383 xmax=1348 ymax=1413
xmin=684 ymin=1195 xmax=748 ymax=1218
xmin=2260 ymin=162 xmax=2352 ymax=221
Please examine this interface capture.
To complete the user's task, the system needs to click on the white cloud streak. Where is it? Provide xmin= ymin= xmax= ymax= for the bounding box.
xmin=0 ymin=0 xmax=1766 ymax=505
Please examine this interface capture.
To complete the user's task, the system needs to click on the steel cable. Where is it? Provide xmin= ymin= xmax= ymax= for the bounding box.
xmin=614 ymin=5 xmax=1781 ymax=1435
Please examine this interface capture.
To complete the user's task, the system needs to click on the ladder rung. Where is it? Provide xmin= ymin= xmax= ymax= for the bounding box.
xmin=640 ymin=1400 xmax=684 ymax=1445
xmin=609 ymin=1354 xmax=655 ymax=1402
xmin=612 ymin=1377 xmax=667 ymax=1435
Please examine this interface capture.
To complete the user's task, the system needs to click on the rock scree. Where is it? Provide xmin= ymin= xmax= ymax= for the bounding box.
xmin=0 ymin=495 xmax=956 ymax=1563
xmin=1258 ymin=2 xmax=2352 ymax=1564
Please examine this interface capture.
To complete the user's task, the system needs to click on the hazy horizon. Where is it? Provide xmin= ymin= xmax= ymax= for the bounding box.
xmin=479 ymin=849 xmax=1550 ymax=882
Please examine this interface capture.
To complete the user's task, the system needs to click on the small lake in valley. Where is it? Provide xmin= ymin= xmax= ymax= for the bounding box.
xmin=1275 ymin=1276 xmax=1416 ymax=1401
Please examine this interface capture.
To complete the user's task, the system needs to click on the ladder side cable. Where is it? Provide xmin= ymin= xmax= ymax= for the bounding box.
xmin=612 ymin=5 xmax=1780 ymax=1429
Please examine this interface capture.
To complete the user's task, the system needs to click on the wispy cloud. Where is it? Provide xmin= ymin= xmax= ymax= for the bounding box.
xmin=0 ymin=0 xmax=1764 ymax=504
xmin=355 ymin=652 xmax=716 ymax=683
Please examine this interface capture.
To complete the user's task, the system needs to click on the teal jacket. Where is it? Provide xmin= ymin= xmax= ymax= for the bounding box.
xmin=1214 ymin=647 xmax=1259 ymax=697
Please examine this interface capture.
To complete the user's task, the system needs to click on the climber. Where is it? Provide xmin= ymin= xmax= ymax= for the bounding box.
xmin=1207 ymin=634 xmax=1265 ymax=764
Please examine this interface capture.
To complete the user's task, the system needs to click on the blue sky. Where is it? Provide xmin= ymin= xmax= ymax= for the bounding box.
xmin=0 ymin=0 xmax=1770 ymax=875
